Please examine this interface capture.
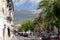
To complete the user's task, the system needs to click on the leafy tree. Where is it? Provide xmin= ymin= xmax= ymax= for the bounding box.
xmin=21 ymin=20 xmax=35 ymax=32
xmin=34 ymin=12 xmax=46 ymax=31
xmin=38 ymin=0 xmax=60 ymax=33
xmin=37 ymin=0 xmax=54 ymax=33
xmin=33 ymin=11 xmax=48 ymax=37
xmin=18 ymin=27 xmax=22 ymax=32
xmin=53 ymin=0 xmax=60 ymax=33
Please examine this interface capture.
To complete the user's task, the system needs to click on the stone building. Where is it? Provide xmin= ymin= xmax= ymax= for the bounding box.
xmin=0 ymin=0 xmax=14 ymax=40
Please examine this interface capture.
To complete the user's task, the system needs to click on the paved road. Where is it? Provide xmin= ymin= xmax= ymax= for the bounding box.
xmin=15 ymin=35 xmax=41 ymax=40
xmin=16 ymin=36 xmax=34 ymax=40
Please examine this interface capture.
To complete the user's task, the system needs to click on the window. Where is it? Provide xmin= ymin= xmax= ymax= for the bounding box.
xmin=7 ymin=28 xmax=10 ymax=37
xmin=2 ymin=8 xmax=4 ymax=14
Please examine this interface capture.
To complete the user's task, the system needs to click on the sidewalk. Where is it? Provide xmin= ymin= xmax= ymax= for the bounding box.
xmin=0 ymin=38 xmax=3 ymax=40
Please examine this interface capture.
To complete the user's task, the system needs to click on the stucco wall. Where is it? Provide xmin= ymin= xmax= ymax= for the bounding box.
xmin=0 ymin=18 xmax=4 ymax=38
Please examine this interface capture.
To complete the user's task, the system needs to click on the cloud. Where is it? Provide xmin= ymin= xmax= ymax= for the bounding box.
xmin=28 ymin=0 xmax=40 ymax=9
xmin=28 ymin=0 xmax=40 ymax=10
xmin=29 ymin=0 xmax=40 ymax=6
xmin=13 ymin=0 xmax=40 ymax=10
xmin=13 ymin=0 xmax=40 ymax=6
xmin=29 ymin=0 xmax=40 ymax=4
xmin=13 ymin=0 xmax=27 ymax=6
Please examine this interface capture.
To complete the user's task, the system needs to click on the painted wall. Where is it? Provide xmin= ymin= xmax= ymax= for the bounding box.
xmin=0 ymin=18 xmax=4 ymax=38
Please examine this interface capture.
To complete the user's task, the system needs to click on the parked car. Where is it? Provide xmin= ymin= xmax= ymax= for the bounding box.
xmin=50 ymin=33 xmax=58 ymax=40
xmin=18 ymin=32 xmax=28 ymax=37
xmin=18 ymin=32 xmax=23 ymax=36
xmin=15 ymin=33 xmax=18 ymax=36
xmin=23 ymin=33 xmax=28 ymax=37
xmin=41 ymin=32 xmax=50 ymax=40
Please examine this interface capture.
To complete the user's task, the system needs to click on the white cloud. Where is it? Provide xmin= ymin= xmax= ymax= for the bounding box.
xmin=13 ymin=0 xmax=40 ymax=6
xmin=13 ymin=0 xmax=27 ymax=6
xmin=28 ymin=0 xmax=40 ymax=8
xmin=29 ymin=0 xmax=40 ymax=4
xmin=29 ymin=0 xmax=40 ymax=5
xmin=13 ymin=0 xmax=40 ymax=10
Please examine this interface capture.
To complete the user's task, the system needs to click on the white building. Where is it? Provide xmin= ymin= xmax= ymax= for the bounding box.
xmin=0 ymin=0 xmax=14 ymax=40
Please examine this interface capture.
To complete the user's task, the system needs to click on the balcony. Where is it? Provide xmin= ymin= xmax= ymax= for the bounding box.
xmin=7 ymin=0 xmax=12 ymax=7
xmin=7 ymin=0 xmax=11 ymax=3
xmin=6 ymin=16 xmax=12 ymax=21
xmin=9 ymin=6 xmax=13 ymax=10
xmin=7 ymin=2 xmax=11 ymax=7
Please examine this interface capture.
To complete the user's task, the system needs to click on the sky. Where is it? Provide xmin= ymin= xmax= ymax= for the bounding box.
xmin=13 ymin=0 xmax=40 ymax=10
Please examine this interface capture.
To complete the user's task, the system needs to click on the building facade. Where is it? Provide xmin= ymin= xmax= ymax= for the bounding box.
xmin=0 ymin=0 xmax=14 ymax=40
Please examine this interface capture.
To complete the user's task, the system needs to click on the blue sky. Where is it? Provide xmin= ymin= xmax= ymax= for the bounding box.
xmin=13 ymin=0 xmax=40 ymax=10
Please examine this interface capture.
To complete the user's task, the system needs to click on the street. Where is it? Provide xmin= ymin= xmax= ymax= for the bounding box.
xmin=15 ymin=35 xmax=41 ymax=40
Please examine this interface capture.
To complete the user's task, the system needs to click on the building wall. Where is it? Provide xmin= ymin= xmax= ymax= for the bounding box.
xmin=0 ymin=0 xmax=14 ymax=40
xmin=0 ymin=0 xmax=4 ymax=40
xmin=0 ymin=18 xmax=4 ymax=38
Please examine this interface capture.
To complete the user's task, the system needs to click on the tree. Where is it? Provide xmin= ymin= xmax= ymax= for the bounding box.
xmin=34 ymin=12 xmax=47 ymax=31
xmin=53 ymin=0 xmax=60 ymax=33
xmin=21 ymin=20 xmax=35 ymax=32
xmin=38 ymin=0 xmax=60 ymax=33
xmin=18 ymin=27 xmax=22 ymax=32
xmin=33 ymin=12 xmax=48 ymax=37
xmin=37 ymin=0 xmax=54 ymax=33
